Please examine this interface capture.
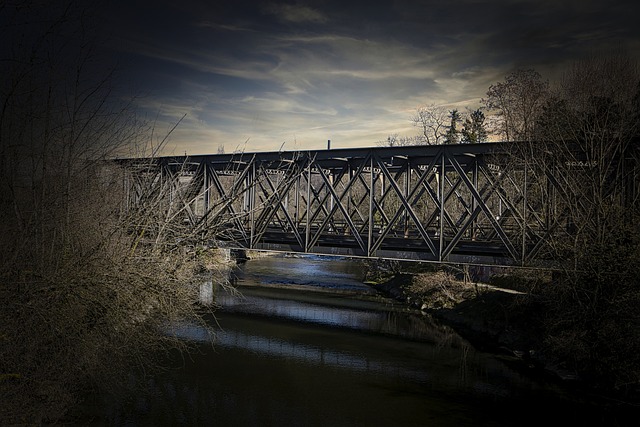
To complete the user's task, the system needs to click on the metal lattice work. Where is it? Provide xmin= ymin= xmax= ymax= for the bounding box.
xmin=118 ymin=143 xmax=582 ymax=266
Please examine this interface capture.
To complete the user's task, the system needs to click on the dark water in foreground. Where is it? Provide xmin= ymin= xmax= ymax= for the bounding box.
xmin=86 ymin=255 xmax=635 ymax=426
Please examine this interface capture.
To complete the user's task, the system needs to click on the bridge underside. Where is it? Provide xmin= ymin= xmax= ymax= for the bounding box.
xmin=249 ymin=235 xmax=514 ymax=265
xmin=120 ymin=144 xmax=562 ymax=266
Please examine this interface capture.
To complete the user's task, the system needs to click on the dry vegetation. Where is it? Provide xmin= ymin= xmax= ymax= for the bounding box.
xmin=408 ymin=270 xmax=475 ymax=309
xmin=0 ymin=158 xmax=232 ymax=423
xmin=0 ymin=3 xmax=234 ymax=423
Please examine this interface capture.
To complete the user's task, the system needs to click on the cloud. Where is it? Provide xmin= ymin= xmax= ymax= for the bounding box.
xmin=132 ymin=32 xmax=481 ymax=152
xmin=103 ymin=0 xmax=640 ymax=154
xmin=263 ymin=3 xmax=328 ymax=24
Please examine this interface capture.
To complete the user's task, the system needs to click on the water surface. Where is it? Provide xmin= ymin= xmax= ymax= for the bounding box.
xmin=88 ymin=255 xmax=635 ymax=426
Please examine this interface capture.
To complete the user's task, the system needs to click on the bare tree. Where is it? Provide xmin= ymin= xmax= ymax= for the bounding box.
xmin=529 ymin=55 xmax=640 ymax=258
xmin=377 ymin=133 xmax=420 ymax=147
xmin=506 ymin=56 xmax=640 ymax=391
xmin=482 ymin=69 xmax=549 ymax=141
xmin=411 ymin=104 xmax=449 ymax=144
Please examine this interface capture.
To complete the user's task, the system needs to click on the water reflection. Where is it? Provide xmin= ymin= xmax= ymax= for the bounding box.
xmin=142 ymin=307 xmax=620 ymax=427
xmin=220 ymin=290 xmax=393 ymax=330
xmin=85 ymin=255 xmax=634 ymax=426
xmin=215 ymin=285 xmax=463 ymax=343
xmin=174 ymin=322 xmax=429 ymax=381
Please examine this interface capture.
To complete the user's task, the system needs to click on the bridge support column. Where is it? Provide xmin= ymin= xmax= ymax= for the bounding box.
xmin=439 ymin=153 xmax=445 ymax=261
xmin=305 ymin=161 xmax=311 ymax=252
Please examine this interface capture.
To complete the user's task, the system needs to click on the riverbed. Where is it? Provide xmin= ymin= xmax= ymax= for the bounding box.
xmin=86 ymin=254 xmax=634 ymax=426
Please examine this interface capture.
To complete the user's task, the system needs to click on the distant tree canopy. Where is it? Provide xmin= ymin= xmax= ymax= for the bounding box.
xmin=404 ymin=105 xmax=488 ymax=146
xmin=482 ymin=68 xmax=549 ymax=141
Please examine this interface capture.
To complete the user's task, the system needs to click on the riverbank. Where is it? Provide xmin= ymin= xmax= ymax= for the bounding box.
xmin=239 ymin=253 xmax=639 ymax=409
xmin=241 ymin=254 xmax=580 ymax=378
xmin=371 ymin=273 xmax=542 ymax=356
xmin=368 ymin=271 xmax=640 ymax=410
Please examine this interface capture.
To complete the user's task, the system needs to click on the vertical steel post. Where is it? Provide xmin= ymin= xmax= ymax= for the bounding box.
xmin=203 ymin=163 xmax=209 ymax=219
xmin=295 ymin=174 xmax=300 ymax=228
xmin=522 ymin=162 xmax=528 ymax=264
xmin=329 ymin=169 xmax=334 ymax=232
xmin=439 ymin=152 xmax=445 ymax=261
xmin=249 ymin=160 xmax=256 ymax=247
xmin=347 ymin=163 xmax=352 ymax=223
xmin=404 ymin=161 xmax=410 ymax=237
xmin=368 ymin=155 xmax=374 ymax=257
xmin=305 ymin=159 xmax=311 ymax=252
xmin=472 ymin=158 xmax=478 ymax=241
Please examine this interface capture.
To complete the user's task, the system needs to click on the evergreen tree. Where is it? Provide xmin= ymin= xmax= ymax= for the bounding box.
xmin=461 ymin=109 xmax=488 ymax=143
xmin=444 ymin=109 xmax=461 ymax=144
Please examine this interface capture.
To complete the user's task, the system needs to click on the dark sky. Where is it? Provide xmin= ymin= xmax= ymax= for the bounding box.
xmin=91 ymin=0 xmax=640 ymax=153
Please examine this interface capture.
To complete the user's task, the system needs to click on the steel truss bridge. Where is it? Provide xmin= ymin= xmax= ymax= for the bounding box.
xmin=120 ymin=143 xmax=570 ymax=266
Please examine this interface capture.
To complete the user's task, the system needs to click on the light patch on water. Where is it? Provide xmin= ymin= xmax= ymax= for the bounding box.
xmin=218 ymin=293 xmax=379 ymax=329
xmin=168 ymin=321 xmax=430 ymax=382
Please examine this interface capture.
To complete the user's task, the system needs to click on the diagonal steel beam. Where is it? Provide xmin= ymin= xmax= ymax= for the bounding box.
xmin=251 ymin=165 xmax=304 ymax=247
xmin=442 ymin=161 xmax=510 ymax=259
xmin=447 ymin=151 xmax=519 ymax=260
xmin=370 ymin=152 xmax=443 ymax=252
xmin=307 ymin=159 xmax=369 ymax=252
xmin=374 ymin=153 xmax=438 ymax=256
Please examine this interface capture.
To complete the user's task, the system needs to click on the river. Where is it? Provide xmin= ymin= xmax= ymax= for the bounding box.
xmin=86 ymin=254 xmax=634 ymax=426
